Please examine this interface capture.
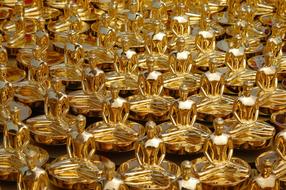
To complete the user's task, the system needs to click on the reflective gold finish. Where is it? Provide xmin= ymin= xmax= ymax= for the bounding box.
xmin=26 ymin=79 xmax=76 ymax=145
xmin=163 ymin=37 xmax=200 ymax=97
xmin=118 ymin=121 xmax=180 ymax=189
xmin=14 ymin=46 xmax=49 ymax=106
xmin=50 ymin=30 xmax=83 ymax=86
xmin=47 ymin=115 xmax=109 ymax=189
xmin=224 ymin=81 xmax=275 ymax=149
xmin=47 ymin=2 xmax=89 ymax=34
xmin=224 ymin=47 xmax=256 ymax=93
xmin=193 ymin=29 xmax=225 ymax=70
xmin=128 ymin=57 xmax=174 ymax=121
xmin=192 ymin=118 xmax=251 ymax=189
xmin=271 ymin=109 xmax=286 ymax=131
xmin=191 ymin=60 xmax=234 ymax=122
xmin=86 ymin=84 xmax=144 ymax=152
xmin=250 ymin=160 xmax=280 ymax=190
xmin=259 ymin=0 xmax=286 ymax=26
xmin=17 ymin=150 xmax=49 ymax=190
xmin=159 ymin=85 xmax=211 ymax=154
xmin=0 ymin=106 xmax=48 ymax=181
xmin=256 ymin=52 xmax=286 ymax=114
xmin=69 ymin=57 xmax=110 ymax=117
xmin=16 ymin=17 xmax=64 ymax=70
xmin=0 ymin=34 xmax=26 ymax=83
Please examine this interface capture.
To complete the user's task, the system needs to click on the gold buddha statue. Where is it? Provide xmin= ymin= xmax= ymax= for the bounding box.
xmin=16 ymin=17 xmax=64 ymax=70
xmin=118 ymin=121 xmax=180 ymax=189
xmin=26 ymin=79 xmax=75 ymax=145
xmin=95 ymin=13 xmax=116 ymax=50
xmin=163 ymin=37 xmax=200 ymax=97
xmin=0 ymin=69 xmax=31 ymax=126
xmin=69 ymin=56 xmax=110 ymax=117
xmin=256 ymin=52 xmax=286 ymax=114
xmin=0 ymin=106 xmax=49 ymax=181
xmin=128 ymin=57 xmax=174 ymax=121
xmin=248 ymin=23 xmax=285 ymax=73
xmin=15 ymin=46 xmax=50 ymax=107
xmin=47 ymin=115 xmax=108 ymax=189
xmin=102 ymin=161 xmax=129 ymax=190
xmin=17 ymin=150 xmax=49 ymax=190
xmin=105 ymin=37 xmax=139 ymax=93
xmin=159 ymin=85 xmax=211 ymax=154
xmin=192 ymin=118 xmax=251 ymax=189
xmin=212 ymin=0 xmax=241 ymax=25
xmin=119 ymin=0 xmax=144 ymax=48
xmin=250 ymin=160 xmax=280 ymax=190
xmin=139 ymin=20 xmax=168 ymax=72
xmin=23 ymin=0 xmax=61 ymax=20
xmin=260 ymin=0 xmax=286 ymax=25
xmin=169 ymin=2 xmax=192 ymax=48
xmin=2 ymin=1 xmax=31 ymax=50
xmin=0 ymin=34 xmax=25 ymax=83
xmin=224 ymin=46 xmax=257 ymax=93
xmin=50 ymin=30 xmax=83 ymax=88
xmin=47 ymin=2 xmax=89 ymax=34
xmin=86 ymin=84 xmax=144 ymax=151
xmin=224 ymin=81 xmax=275 ymax=149
xmin=174 ymin=160 xmax=202 ymax=190
xmin=225 ymin=3 xmax=270 ymax=40
xmin=145 ymin=0 xmax=168 ymax=24
xmin=193 ymin=29 xmax=225 ymax=70
xmin=191 ymin=59 xmax=233 ymax=122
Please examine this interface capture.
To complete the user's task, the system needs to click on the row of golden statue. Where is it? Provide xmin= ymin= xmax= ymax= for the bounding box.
xmin=0 ymin=0 xmax=286 ymax=189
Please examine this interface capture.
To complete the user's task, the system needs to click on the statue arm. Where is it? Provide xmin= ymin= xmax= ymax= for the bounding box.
xmin=135 ymin=142 xmax=144 ymax=166
xmin=250 ymin=181 xmax=258 ymax=190
xmin=138 ymin=74 xmax=145 ymax=96
xmin=203 ymin=140 xmax=214 ymax=165
xmin=40 ymin=172 xmax=49 ymax=190
xmin=169 ymin=103 xmax=177 ymax=126
xmin=88 ymin=137 xmax=96 ymax=160
xmin=227 ymin=138 xmax=234 ymax=161
xmin=114 ymin=53 xmax=119 ymax=73
xmin=122 ymin=102 xmax=130 ymax=123
xmin=158 ymin=143 xmax=166 ymax=165
xmin=157 ymin=75 xmax=164 ymax=96
xmin=3 ymin=124 xmax=8 ymax=149
xmin=17 ymin=172 xmax=24 ymax=190
xmin=190 ymin=104 xmax=197 ymax=126
xmin=220 ymin=76 xmax=225 ymax=97
xmin=233 ymin=100 xmax=243 ymax=123
xmin=102 ymin=102 xmax=109 ymax=124
xmin=186 ymin=55 xmax=193 ymax=73
xmin=67 ymin=136 xmax=73 ymax=158
xmin=169 ymin=54 xmax=176 ymax=74
xmin=200 ymin=75 xmax=208 ymax=97
xmin=276 ymin=137 xmax=286 ymax=160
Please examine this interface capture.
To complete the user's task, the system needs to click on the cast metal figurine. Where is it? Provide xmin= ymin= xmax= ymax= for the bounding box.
xmin=86 ymin=84 xmax=144 ymax=152
xmin=47 ymin=115 xmax=109 ymax=189
xmin=17 ymin=150 xmax=49 ymax=190
xmin=128 ymin=57 xmax=174 ymax=121
xmin=118 ymin=121 xmax=180 ymax=189
xmin=105 ymin=37 xmax=139 ymax=93
xmin=174 ymin=160 xmax=202 ymax=190
xmin=0 ymin=106 xmax=48 ymax=181
xmin=0 ymin=34 xmax=25 ymax=83
xmin=68 ymin=55 xmax=110 ymax=117
xmin=163 ymin=37 xmax=200 ymax=97
xmin=256 ymin=52 xmax=286 ymax=114
xmin=190 ymin=59 xmax=234 ymax=122
xmin=250 ymin=159 xmax=280 ymax=190
xmin=26 ymin=79 xmax=75 ymax=145
xmin=14 ymin=46 xmax=50 ymax=107
xmin=159 ymin=85 xmax=211 ymax=154
xmin=16 ymin=17 xmax=64 ymax=71
xmin=224 ymin=46 xmax=257 ymax=93
xmin=224 ymin=81 xmax=275 ymax=149
xmin=192 ymin=118 xmax=251 ymax=189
